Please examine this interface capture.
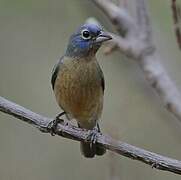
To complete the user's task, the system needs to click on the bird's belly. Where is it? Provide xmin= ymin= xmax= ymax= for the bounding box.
xmin=54 ymin=61 xmax=103 ymax=129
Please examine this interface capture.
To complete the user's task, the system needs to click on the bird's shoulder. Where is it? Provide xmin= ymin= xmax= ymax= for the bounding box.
xmin=96 ymin=61 xmax=105 ymax=92
xmin=51 ymin=56 xmax=64 ymax=90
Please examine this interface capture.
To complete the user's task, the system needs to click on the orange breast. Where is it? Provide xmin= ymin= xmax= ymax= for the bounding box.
xmin=54 ymin=58 xmax=103 ymax=129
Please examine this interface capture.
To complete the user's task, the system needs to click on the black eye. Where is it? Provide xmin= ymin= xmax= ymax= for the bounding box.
xmin=81 ymin=29 xmax=91 ymax=40
xmin=83 ymin=31 xmax=89 ymax=38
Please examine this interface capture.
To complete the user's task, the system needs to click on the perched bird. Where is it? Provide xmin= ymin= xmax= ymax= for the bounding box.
xmin=50 ymin=23 xmax=112 ymax=158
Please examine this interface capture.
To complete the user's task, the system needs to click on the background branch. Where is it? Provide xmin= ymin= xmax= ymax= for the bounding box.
xmin=0 ymin=96 xmax=181 ymax=175
xmin=91 ymin=0 xmax=181 ymax=122
xmin=171 ymin=0 xmax=181 ymax=50
xmin=91 ymin=0 xmax=137 ymax=37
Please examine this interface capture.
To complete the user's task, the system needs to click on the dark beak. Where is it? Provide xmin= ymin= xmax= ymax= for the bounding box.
xmin=95 ymin=31 xmax=112 ymax=44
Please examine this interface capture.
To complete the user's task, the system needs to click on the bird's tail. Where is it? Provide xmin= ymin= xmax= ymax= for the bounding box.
xmin=80 ymin=141 xmax=96 ymax=158
xmin=79 ymin=124 xmax=106 ymax=158
xmin=80 ymin=141 xmax=106 ymax=158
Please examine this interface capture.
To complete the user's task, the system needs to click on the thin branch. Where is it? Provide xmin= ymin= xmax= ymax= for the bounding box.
xmin=118 ymin=0 xmax=128 ymax=9
xmin=135 ymin=0 xmax=152 ymax=43
xmin=91 ymin=0 xmax=181 ymax=122
xmin=139 ymin=53 xmax=181 ymax=121
xmin=0 ymin=96 xmax=181 ymax=175
xmin=91 ymin=0 xmax=137 ymax=37
xmin=171 ymin=0 xmax=181 ymax=50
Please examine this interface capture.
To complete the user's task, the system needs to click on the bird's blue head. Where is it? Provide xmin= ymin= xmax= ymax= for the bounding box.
xmin=65 ymin=23 xmax=112 ymax=58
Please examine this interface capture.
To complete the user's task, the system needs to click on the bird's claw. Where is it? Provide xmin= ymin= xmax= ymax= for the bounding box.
xmin=47 ymin=118 xmax=64 ymax=136
xmin=86 ymin=129 xmax=98 ymax=144
xmin=47 ymin=112 xmax=66 ymax=136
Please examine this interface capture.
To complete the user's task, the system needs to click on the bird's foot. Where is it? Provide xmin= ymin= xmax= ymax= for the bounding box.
xmin=47 ymin=112 xmax=66 ymax=136
xmin=47 ymin=118 xmax=63 ymax=136
xmin=86 ymin=128 xmax=99 ymax=144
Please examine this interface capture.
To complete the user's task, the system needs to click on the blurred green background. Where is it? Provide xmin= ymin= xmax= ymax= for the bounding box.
xmin=0 ymin=0 xmax=181 ymax=179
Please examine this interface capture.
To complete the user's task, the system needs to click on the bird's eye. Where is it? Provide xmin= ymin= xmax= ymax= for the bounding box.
xmin=81 ymin=29 xmax=91 ymax=40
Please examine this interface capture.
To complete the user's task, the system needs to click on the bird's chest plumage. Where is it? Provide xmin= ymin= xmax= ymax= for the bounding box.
xmin=54 ymin=57 xmax=103 ymax=129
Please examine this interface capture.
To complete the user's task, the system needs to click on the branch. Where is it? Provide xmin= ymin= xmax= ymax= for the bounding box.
xmin=135 ymin=0 xmax=152 ymax=43
xmin=91 ymin=0 xmax=181 ymax=122
xmin=171 ymin=0 xmax=181 ymax=50
xmin=91 ymin=0 xmax=137 ymax=37
xmin=0 ymin=96 xmax=181 ymax=175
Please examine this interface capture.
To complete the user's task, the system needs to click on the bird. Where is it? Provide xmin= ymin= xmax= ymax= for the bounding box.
xmin=50 ymin=23 xmax=112 ymax=158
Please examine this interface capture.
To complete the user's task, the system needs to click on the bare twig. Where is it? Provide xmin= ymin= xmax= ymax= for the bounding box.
xmin=0 ymin=96 xmax=181 ymax=175
xmin=118 ymin=0 xmax=128 ymax=8
xmin=171 ymin=0 xmax=181 ymax=49
xmin=91 ymin=0 xmax=181 ymax=122
xmin=91 ymin=0 xmax=137 ymax=37
xmin=135 ymin=0 xmax=152 ymax=43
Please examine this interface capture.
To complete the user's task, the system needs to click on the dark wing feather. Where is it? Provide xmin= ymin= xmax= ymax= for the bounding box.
xmin=51 ymin=56 xmax=64 ymax=90
xmin=101 ymin=75 xmax=105 ymax=92
xmin=97 ymin=63 xmax=105 ymax=92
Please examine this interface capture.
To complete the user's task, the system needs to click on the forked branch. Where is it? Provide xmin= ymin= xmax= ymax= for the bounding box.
xmin=91 ymin=0 xmax=181 ymax=122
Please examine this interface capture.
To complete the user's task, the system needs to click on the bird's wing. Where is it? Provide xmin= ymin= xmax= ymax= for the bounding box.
xmin=51 ymin=56 xmax=64 ymax=90
xmin=97 ymin=63 xmax=105 ymax=92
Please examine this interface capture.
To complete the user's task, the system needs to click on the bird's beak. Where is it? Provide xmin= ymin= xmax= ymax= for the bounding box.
xmin=95 ymin=31 xmax=112 ymax=44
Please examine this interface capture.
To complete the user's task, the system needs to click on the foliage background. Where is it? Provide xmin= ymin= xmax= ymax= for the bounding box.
xmin=0 ymin=0 xmax=181 ymax=179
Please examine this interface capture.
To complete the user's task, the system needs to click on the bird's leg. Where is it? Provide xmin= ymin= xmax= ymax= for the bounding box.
xmin=47 ymin=111 xmax=66 ymax=136
xmin=56 ymin=112 xmax=66 ymax=120
xmin=97 ymin=123 xmax=101 ymax=133
xmin=86 ymin=124 xmax=100 ymax=144
xmin=95 ymin=123 xmax=106 ymax=155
